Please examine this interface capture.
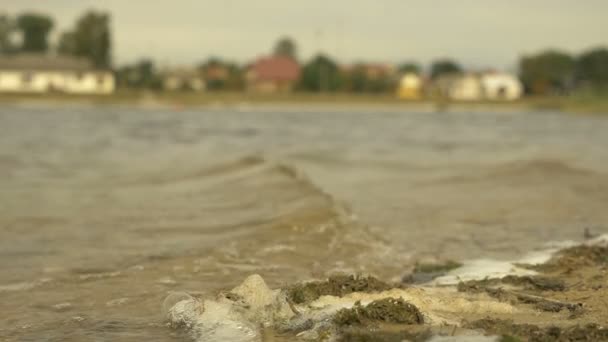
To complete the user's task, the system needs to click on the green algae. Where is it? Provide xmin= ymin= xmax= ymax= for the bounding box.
xmin=333 ymin=298 xmax=424 ymax=326
xmin=337 ymin=327 xmax=431 ymax=342
xmin=286 ymin=274 xmax=392 ymax=304
xmin=457 ymin=275 xmax=566 ymax=293
xmin=402 ymin=260 xmax=464 ymax=284
xmin=535 ymin=245 xmax=608 ymax=272
xmin=413 ymin=260 xmax=463 ymax=274
xmin=457 ymin=274 xmax=582 ymax=314
xmin=499 ymin=336 xmax=523 ymax=342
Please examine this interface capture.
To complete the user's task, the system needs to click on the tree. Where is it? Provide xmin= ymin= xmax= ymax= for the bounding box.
xmin=0 ymin=14 xmax=17 ymax=54
xmin=60 ymin=11 xmax=111 ymax=68
xmin=57 ymin=31 xmax=77 ymax=55
xmin=298 ymin=54 xmax=342 ymax=92
xmin=198 ymin=57 xmax=244 ymax=91
xmin=575 ymin=47 xmax=608 ymax=88
xmin=116 ymin=59 xmax=162 ymax=89
xmin=430 ymin=59 xmax=462 ymax=79
xmin=398 ymin=62 xmax=421 ymax=74
xmin=16 ymin=13 xmax=53 ymax=52
xmin=341 ymin=63 xmax=395 ymax=93
xmin=343 ymin=65 xmax=368 ymax=92
xmin=273 ymin=36 xmax=297 ymax=59
xmin=519 ymin=50 xmax=574 ymax=95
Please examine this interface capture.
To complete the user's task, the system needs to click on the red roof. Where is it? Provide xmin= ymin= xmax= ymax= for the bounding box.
xmin=250 ymin=56 xmax=300 ymax=82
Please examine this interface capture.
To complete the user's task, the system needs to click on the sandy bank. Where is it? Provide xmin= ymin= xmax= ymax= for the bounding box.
xmin=164 ymin=235 xmax=608 ymax=341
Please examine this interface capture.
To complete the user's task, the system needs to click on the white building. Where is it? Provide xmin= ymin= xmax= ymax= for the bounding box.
xmin=480 ymin=72 xmax=523 ymax=100
xmin=397 ymin=72 xmax=423 ymax=99
xmin=162 ymin=68 xmax=206 ymax=91
xmin=435 ymin=72 xmax=523 ymax=101
xmin=0 ymin=54 xmax=115 ymax=94
xmin=448 ymin=74 xmax=484 ymax=101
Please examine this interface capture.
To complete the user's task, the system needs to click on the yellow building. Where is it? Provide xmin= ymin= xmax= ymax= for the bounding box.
xmin=397 ymin=72 xmax=422 ymax=100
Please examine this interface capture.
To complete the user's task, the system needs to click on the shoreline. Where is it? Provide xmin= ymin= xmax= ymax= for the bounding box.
xmin=166 ymin=235 xmax=608 ymax=341
xmin=1 ymin=91 xmax=607 ymax=115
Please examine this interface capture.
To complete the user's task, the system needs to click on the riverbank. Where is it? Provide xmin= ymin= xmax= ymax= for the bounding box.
xmin=1 ymin=91 xmax=607 ymax=114
xmin=166 ymin=236 xmax=608 ymax=341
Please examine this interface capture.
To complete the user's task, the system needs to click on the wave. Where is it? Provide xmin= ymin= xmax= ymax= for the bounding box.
xmin=487 ymin=158 xmax=601 ymax=179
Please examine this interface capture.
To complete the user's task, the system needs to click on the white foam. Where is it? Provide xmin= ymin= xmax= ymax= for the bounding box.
xmin=0 ymin=277 xmax=52 ymax=292
xmin=431 ymin=257 xmax=543 ymax=286
xmin=432 ymin=240 xmax=577 ymax=286
xmin=585 ymin=233 xmax=608 ymax=246
xmin=165 ymin=275 xmax=294 ymax=342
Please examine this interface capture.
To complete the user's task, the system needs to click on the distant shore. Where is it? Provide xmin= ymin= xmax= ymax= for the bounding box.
xmin=1 ymin=90 xmax=607 ymax=114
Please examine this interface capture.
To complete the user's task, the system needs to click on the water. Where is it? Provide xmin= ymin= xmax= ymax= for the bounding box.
xmin=1 ymin=104 xmax=607 ymax=340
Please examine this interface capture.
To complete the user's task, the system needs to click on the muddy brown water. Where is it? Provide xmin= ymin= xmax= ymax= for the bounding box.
xmin=1 ymin=104 xmax=607 ymax=340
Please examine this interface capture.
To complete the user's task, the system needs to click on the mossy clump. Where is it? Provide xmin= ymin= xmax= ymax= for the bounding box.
xmin=333 ymin=298 xmax=424 ymax=326
xmin=548 ymin=246 xmax=608 ymax=266
xmin=536 ymin=245 xmax=608 ymax=271
xmin=286 ymin=274 xmax=392 ymax=304
xmin=457 ymin=275 xmax=565 ymax=293
xmin=499 ymin=336 xmax=523 ymax=342
xmin=402 ymin=260 xmax=463 ymax=284
xmin=465 ymin=318 xmax=608 ymax=342
xmin=412 ymin=260 xmax=463 ymax=274
xmin=337 ymin=327 xmax=431 ymax=342
xmin=506 ymin=275 xmax=565 ymax=292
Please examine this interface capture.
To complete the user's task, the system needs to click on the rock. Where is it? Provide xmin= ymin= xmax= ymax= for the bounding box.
xmin=164 ymin=292 xmax=203 ymax=328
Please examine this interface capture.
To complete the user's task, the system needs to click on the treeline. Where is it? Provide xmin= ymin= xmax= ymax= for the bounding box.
xmin=2 ymin=11 xmax=607 ymax=95
xmin=0 ymin=11 xmax=111 ymax=68
xmin=519 ymin=48 xmax=608 ymax=95
xmin=114 ymin=58 xmax=244 ymax=90
xmin=116 ymin=41 xmax=608 ymax=95
xmin=117 ymin=37 xmax=470 ymax=93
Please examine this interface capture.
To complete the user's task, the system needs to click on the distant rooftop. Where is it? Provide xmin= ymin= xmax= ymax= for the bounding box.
xmin=0 ymin=54 xmax=99 ymax=72
xmin=249 ymin=56 xmax=300 ymax=82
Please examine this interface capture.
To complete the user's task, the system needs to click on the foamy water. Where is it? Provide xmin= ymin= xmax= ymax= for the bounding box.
xmin=1 ymin=104 xmax=607 ymax=340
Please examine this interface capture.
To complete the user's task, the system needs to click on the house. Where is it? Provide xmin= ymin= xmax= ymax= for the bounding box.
xmin=246 ymin=56 xmax=300 ymax=93
xmin=447 ymin=74 xmax=484 ymax=101
xmin=434 ymin=74 xmax=462 ymax=99
xmin=479 ymin=72 xmax=523 ymax=100
xmin=434 ymin=72 xmax=523 ymax=101
xmin=162 ymin=68 xmax=205 ymax=91
xmin=0 ymin=54 xmax=114 ymax=94
xmin=397 ymin=72 xmax=423 ymax=99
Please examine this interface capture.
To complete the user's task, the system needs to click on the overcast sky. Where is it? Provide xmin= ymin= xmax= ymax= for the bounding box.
xmin=3 ymin=1 xmax=608 ymax=71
